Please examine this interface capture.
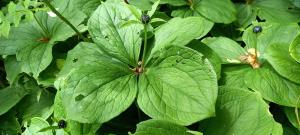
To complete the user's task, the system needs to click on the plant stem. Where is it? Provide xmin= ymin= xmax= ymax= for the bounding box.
xmin=245 ymin=0 xmax=253 ymax=4
xmin=142 ymin=24 xmax=148 ymax=64
xmin=33 ymin=14 xmax=50 ymax=37
xmin=43 ymin=0 xmax=89 ymax=42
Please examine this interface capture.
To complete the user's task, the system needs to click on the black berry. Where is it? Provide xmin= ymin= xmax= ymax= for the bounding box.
xmin=141 ymin=14 xmax=150 ymax=24
xmin=58 ymin=120 xmax=67 ymax=128
xmin=253 ymin=26 xmax=262 ymax=33
xmin=28 ymin=5 xmax=34 ymax=9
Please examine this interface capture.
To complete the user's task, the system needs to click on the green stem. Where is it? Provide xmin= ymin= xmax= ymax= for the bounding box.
xmin=33 ymin=14 xmax=50 ymax=37
xmin=43 ymin=0 xmax=89 ymax=42
xmin=142 ymin=24 xmax=148 ymax=64
xmin=245 ymin=0 xmax=253 ymax=4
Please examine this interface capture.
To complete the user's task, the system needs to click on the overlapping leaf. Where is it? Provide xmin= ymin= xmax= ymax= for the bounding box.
xmin=134 ymin=119 xmax=199 ymax=135
xmin=56 ymin=1 xmax=217 ymax=126
xmin=138 ymin=46 xmax=217 ymax=125
xmin=0 ymin=0 xmax=86 ymax=79
xmin=203 ymin=86 xmax=282 ymax=135
xmin=171 ymin=0 xmax=236 ymax=24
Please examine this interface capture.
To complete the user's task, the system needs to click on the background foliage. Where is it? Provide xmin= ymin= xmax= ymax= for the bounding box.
xmin=0 ymin=0 xmax=300 ymax=135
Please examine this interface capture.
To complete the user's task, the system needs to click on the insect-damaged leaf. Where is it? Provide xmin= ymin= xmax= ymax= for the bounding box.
xmin=138 ymin=46 xmax=218 ymax=126
xmin=88 ymin=2 xmax=143 ymax=66
xmin=57 ymin=1 xmax=219 ymax=125
xmin=55 ymin=43 xmax=137 ymax=124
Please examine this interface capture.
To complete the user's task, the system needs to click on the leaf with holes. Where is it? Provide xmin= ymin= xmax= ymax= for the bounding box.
xmin=138 ymin=46 xmax=218 ymax=126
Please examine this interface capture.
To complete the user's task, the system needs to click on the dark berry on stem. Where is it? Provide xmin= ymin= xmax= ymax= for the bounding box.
xmin=58 ymin=120 xmax=67 ymax=128
xmin=141 ymin=14 xmax=150 ymax=24
xmin=253 ymin=26 xmax=262 ymax=33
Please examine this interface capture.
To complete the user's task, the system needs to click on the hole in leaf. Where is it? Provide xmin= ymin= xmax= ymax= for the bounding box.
xmin=75 ymin=94 xmax=85 ymax=101
xmin=72 ymin=58 xmax=78 ymax=63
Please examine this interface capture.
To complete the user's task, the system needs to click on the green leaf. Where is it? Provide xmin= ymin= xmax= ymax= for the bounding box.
xmin=17 ymin=42 xmax=53 ymax=79
xmin=172 ymin=0 xmax=236 ymax=24
xmin=265 ymin=43 xmax=300 ymax=84
xmin=150 ymin=17 xmax=213 ymax=57
xmin=219 ymin=65 xmax=251 ymax=88
xmin=53 ymin=91 xmax=100 ymax=135
xmin=290 ymin=34 xmax=300 ymax=63
xmin=8 ymin=2 xmax=16 ymax=14
xmin=0 ymin=0 xmax=86 ymax=79
xmin=244 ymin=67 xmax=300 ymax=107
xmin=0 ymin=86 xmax=28 ymax=115
xmin=187 ymin=40 xmax=222 ymax=80
xmin=151 ymin=0 xmax=186 ymax=6
xmin=17 ymin=90 xmax=54 ymax=123
xmin=88 ymin=2 xmax=143 ymax=66
xmin=71 ymin=0 xmax=101 ymax=16
xmin=242 ymin=22 xmax=299 ymax=54
xmin=285 ymin=107 xmax=300 ymax=130
xmin=4 ymin=56 xmax=22 ymax=84
xmin=0 ymin=111 xmax=21 ymax=135
xmin=134 ymin=119 xmax=195 ymax=135
xmin=55 ymin=42 xmax=137 ymax=124
xmin=202 ymin=37 xmax=246 ymax=64
xmin=129 ymin=0 xmax=153 ymax=11
xmin=138 ymin=46 xmax=218 ymax=126
xmin=253 ymin=0 xmax=300 ymax=23
xmin=236 ymin=4 xmax=256 ymax=27
xmin=0 ymin=20 xmax=10 ymax=38
xmin=203 ymin=86 xmax=282 ymax=135
xmin=23 ymin=117 xmax=52 ymax=135
xmin=148 ymin=0 xmax=160 ymax=17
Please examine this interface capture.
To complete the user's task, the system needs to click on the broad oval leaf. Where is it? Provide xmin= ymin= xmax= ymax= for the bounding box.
xmin=55 ymin=42 xmax=137 ymax=123
xmin=290 ymin=34 xmax=300 ymax=63
xmin=265 ymin=43 xmax=300 ymax=84
xmin=202 ymin=37 xmax=246 ymax=64
xmin=172 ymin=0 xmax=236 ymax=24
xmin=0 ymin=86 xmax=28 ymax=115
xmin=134 ymin=119 xmax=198 ymax=135
xmin=138 ymin=46 xmax=218 ymax=126
xmin=88 ymin=2 xmax=143 ymax=66
xmin=253 ymin=0 xmax=300 ymax=23
xmin=150 ymin=17 xmax=213 ymax=57
xmin=203 ymin=86 xmax=282 ymax=135
xmin=245 ymin=67 xmax=300 ymax=107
